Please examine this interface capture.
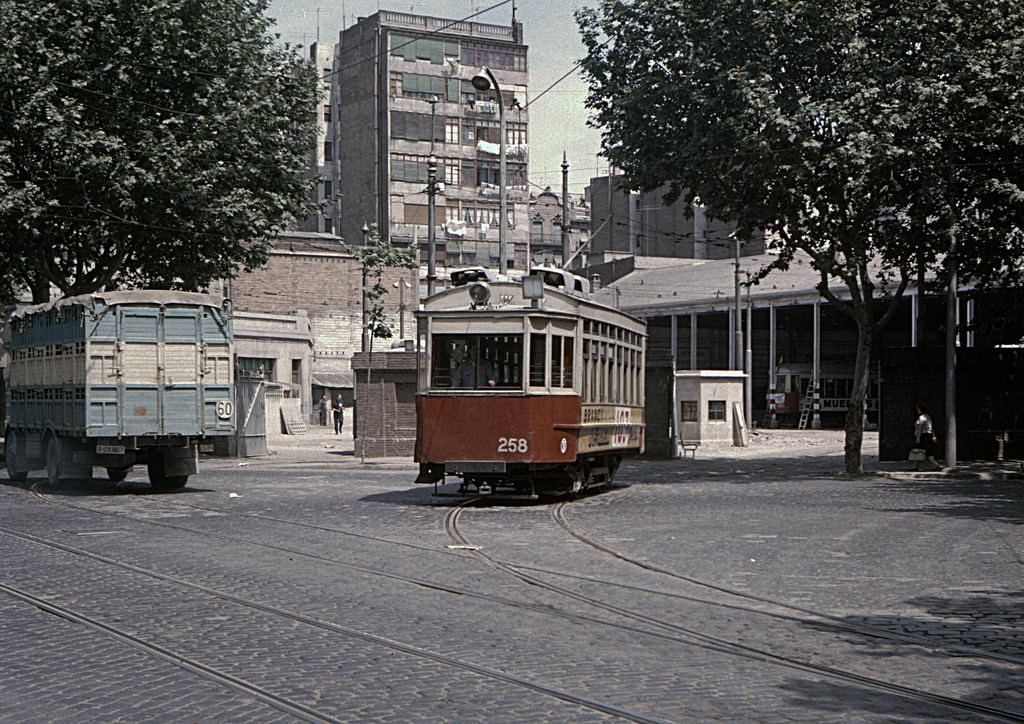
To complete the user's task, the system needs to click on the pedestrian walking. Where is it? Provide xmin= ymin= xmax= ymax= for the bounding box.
xmin=913 ymin=404 xmax=942 ymax=470
xmin=332 ymin=395 xmax=344 ymax=434
xmin=318 ymin=393 xmax=329 ymax=426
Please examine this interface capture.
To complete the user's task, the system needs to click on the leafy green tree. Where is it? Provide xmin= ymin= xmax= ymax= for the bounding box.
xmin=349 ymin=225 xmax=418 ymax=353
xmin=578 ymin=0 xmax=1024 ymax=473
xmin=0 ymin=0 xmax=322 ymax=305
xmin=349 ymin=224 xmax=417 ymax=462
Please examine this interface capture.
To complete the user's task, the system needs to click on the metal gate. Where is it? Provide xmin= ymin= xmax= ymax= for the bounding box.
xmin=236 ymin=369 xmax=268 ymax=457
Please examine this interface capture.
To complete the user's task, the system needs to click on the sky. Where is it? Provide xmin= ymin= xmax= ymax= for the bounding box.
xmin=266 ymin=0 xmax=607 ymax=196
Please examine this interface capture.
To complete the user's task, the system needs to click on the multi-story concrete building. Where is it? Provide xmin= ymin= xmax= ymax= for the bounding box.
xmin=308 ymin=11 xmax=531 ymax=279
xmin=307 ymin=43 xmax=341 ymax=236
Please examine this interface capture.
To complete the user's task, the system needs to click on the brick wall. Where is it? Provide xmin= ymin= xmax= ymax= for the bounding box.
xmin=232 ymin=248 xmax=419 ymax=379
xmin=351 ymin=350 xmax=418 ymax=457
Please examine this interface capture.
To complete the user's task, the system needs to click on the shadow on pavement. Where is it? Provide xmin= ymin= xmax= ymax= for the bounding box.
xmin=783 ymin=588 xmax=1024 ymax=720
xmin=874 ymin=476 xmax=1024 ymax=525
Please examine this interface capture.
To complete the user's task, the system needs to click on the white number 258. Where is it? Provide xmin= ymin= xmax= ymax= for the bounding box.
xmin=498 ymin=437 xmax=528 ymax=453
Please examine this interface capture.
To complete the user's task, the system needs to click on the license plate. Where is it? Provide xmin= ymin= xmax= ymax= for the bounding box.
xmin=96 ymin=444 xmax=125 ymax=455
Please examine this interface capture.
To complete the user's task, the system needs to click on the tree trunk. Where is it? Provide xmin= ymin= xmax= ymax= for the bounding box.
xmin=843 ymin=321 xmax=873 ymax=474
xmin=30 ymin=275 xmax=50 ymax=304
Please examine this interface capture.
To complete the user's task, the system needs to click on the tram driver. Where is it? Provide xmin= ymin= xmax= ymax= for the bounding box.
xmin=453 ymin=352 xmax=496 ymax=388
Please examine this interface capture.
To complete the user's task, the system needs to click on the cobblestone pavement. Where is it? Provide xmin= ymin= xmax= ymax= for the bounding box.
xmin=1 ymin=427 xmax=1022 ymax=722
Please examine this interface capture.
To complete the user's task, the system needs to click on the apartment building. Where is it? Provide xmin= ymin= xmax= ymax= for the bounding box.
xmin=307 ymin=11 xmax=530 ymax=278
xmin=587 ymin=174 xmax=766 ymax=266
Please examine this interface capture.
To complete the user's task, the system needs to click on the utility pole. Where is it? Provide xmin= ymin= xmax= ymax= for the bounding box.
xmin=561 ymin=152 xmax=570 ymax=268
xmin=426 ymin=97 xmax=438 ymax=296
xmin=734 ymin=235 xmax=743 ymax=371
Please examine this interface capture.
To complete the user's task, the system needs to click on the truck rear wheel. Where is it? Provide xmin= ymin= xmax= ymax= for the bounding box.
xmin=106 ymin=467 xmax=130 ymax=483
xmin=147 ymin=456 xmax=187 ymax=492
xmin=45 ymin=436 xmax=63 ymax=486
xmin=5 ymin=429 xmax=29 ymax=482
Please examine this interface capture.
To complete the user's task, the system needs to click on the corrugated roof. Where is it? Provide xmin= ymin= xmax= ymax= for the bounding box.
xmin=593 ymin=251 xmax=865 ymax=314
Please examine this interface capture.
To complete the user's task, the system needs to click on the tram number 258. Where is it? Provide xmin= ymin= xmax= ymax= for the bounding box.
xmin=498 ymin=437 xmax=528 ymax=453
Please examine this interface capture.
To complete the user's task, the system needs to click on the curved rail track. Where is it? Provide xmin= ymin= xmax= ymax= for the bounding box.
xmin=445 ymin=500 xmax=1024 ymax=723
xmin=11 ymin=482 xmax=1024 ymax=722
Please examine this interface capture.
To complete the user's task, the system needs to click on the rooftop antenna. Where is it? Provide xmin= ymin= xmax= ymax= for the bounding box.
xmin=512 ymin=0 xmax=517 ymax=23
xmin=316 ymin=7 xmax=320 ymax=44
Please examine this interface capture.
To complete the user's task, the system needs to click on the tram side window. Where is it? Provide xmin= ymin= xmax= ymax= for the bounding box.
xmin=552 ymin=335 xmax=573 ymax=388
xmin=529 ymin=333 xmax=546 ymax=386
xmin=432 ymin=334 xmax=522 ymax=390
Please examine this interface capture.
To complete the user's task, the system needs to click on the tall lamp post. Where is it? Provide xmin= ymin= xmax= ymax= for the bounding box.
xmin=471 ymin=66 xmax=507 ymax=276
xmin=426 ymin=96 xmax=438 ymax=296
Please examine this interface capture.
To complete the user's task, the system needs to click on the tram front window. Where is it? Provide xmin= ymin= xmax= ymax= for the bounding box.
xmin=431 ymin=334 xmax=522 ymax=390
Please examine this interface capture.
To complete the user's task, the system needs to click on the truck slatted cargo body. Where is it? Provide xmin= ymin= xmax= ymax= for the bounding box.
xmin=4 ymin=291 xmax=234 ymax=490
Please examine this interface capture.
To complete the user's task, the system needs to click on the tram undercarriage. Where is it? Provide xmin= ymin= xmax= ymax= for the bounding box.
xmin=417 ymin=454 xmax=623 ymax=500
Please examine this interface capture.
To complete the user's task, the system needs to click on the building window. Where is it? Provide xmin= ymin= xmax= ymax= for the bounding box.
xmin=403 ymin=203 xmax=447 ymax=225
xmin=445 ymin=163 xmax=459 ymax=186
xmin=292 ymin=360 xmax=302 ymax=386
xmin=445 ymin=118 xmax=459 ymax=145
xmin=507 ymin=164 xmax=527 ymax=188
xmin=399 ymin=72 xmax=457 ymax=101
xmin=238 ymin=357 xmax=275 ymax=379
xmin=461 ymin=159 xmax=476 ymax=187
xmin=506 ymin=122 xmax=527 ymax=146
xmin=681 ymin=401 xmax=698 ymax=422
xmin=324 ymin=140 xmax=332 ymax=159
xmin=324 ymin=180 xmax=332 ymax=198
xmin=323 ymin=105 xmax=331 ymax=123
xmin=391 ymin=153 xmax=430 ymax=183
xmin=390 ymin=111 xmax=443 ymax=142
xmin=708 ymin=400 xmax=727 ymax=421
xmin=390 ymin=33 xmax=459 ymax=65
xmin=460 ymin=41 xmax=527 ymax=73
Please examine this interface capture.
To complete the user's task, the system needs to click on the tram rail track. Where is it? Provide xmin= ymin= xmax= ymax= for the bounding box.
xmin=549 ymin=501 xmax=1024 ymax=666
xmin=14 ymin=482 xmax=1024 ymax=722
xmin=0 ymin=522 xmax=666 ymax=724
xmin=0 ymin=579 xmax=343 ymax=724
xmin=26 ymin=483 xmax=1024 ymax=669
xmin=445 ymin=500 xmax=1024 ymax=723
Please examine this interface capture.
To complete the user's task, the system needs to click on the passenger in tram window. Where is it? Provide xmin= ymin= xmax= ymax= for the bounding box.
xmin=453 ymin=353 xmax=496 ymax=388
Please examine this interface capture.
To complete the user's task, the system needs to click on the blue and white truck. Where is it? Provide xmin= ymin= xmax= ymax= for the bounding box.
xmin=3 ymin=291 xmax=234 ymax=490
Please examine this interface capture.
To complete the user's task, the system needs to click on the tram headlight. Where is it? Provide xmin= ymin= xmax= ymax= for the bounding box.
xmin=468 ymin=281 xmax=491 ymax=305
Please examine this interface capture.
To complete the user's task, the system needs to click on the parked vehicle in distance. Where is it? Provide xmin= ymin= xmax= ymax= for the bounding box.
xmin=3 ymin=291 xmax=234 ymax=490
xmin=414 ymin=268 xmax=646 ymax=498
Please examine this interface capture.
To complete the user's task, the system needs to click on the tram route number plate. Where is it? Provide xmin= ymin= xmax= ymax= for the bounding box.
xmin=96 ymin=444 xmax=126 ymax=455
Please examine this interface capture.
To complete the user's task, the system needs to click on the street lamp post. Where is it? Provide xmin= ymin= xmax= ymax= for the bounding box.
xmin=472 ymin=66 xmax=507 ymax=276
xmin=427 ymin=153 xmax=438 ymax=296
xmin=426 ymin=96 xmax=438 ymax=297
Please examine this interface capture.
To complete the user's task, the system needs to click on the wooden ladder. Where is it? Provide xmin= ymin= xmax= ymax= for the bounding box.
xmin=797 ymin=384 xmax=815 ymax=430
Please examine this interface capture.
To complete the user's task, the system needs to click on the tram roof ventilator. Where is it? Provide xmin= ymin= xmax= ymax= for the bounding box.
xmin=449 ymin=267 xmax=591 ymax=297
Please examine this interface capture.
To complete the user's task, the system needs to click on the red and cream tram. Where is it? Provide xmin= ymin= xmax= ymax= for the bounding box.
xmin=414 ymin=268 xmax=646 ymax=498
